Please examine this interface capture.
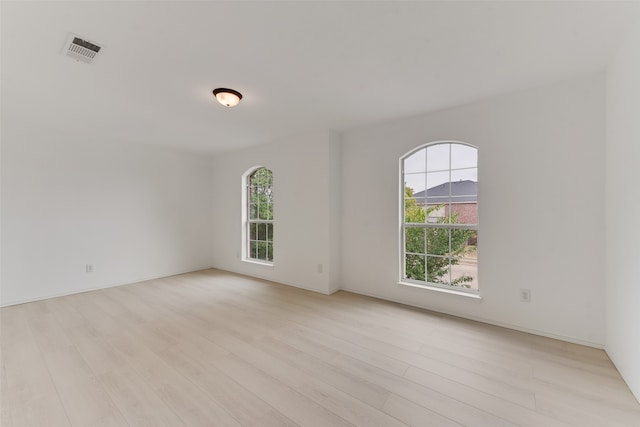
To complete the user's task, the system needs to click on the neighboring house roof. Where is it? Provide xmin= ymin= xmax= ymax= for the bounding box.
xmin=413 ymin=180 xmax=477 ymax=203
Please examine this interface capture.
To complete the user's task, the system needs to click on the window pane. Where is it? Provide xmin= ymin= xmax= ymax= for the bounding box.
xmin=405 ymin=254 xmax=425 ymax=281
xmin=451 ymin=257 xmax=477 ymax=289
xmin=451 ymin=144 xmax=477 ymax=170
xmin=252 ymin=168 xmax=273 ymax=186
xmin=426 ymin=255 xmax=450 ymax=284
xmin=250 ymin=223 xmax=257 ymax=240
xmin=267 ymin=243 xmax=273 ymax=262
xmin=264 ymin=169 xmax=274 ymax=185
xmin=425 ymin=202 xmax=446 ymax=223
xmin=426 ymin=228 xmax=449 ymax=256
xmin=257 ymin=223 xmax=267 ymax=241
xmin=461 ymin=231 xmax=477 ymax=259
xmin=404 ymin=173 xmax=426 ymax=195
xmin=249 ymin=185 xmax=258 ymax=201
xmin=405 ymin=227 xmax=425 ymax=254
xmin=249 ymin=203 xmax=258 ymax=220
xmin=405 ymin=197 xmax=426 ymax=222
xmin=426 ymin=171 xmax=449 ymax=197
xmin=451 ymin=168 xmax=477 ymax=186
xmin=250 ymin=241 xmax=258 ymax=259
xmin=264 ymin=202 xmax=273 ymax=220
xmin=426 ymin=144 xmax=450 ymax=171
xmin=450 ymin=203 xmax=478 ymax=225
xmin=450 ymin=227 xmax=474 ymax=257
xmin=257 ymin=242 xmax=267 ymax=260
xmin=264 ymin=185 xmax=273 ymax=200
xmin=404 ymin=148 xmax=426 ymax=174
xmin=266 ymin=223 xmax=273 ymax=242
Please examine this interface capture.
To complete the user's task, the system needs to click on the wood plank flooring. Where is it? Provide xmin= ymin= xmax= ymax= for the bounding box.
xmin=1 ymin=269 xmax=639 ymax=426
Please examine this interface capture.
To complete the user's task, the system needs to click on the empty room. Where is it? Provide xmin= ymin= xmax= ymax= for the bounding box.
xmin=2 ymin=1 xmax=640 ymax=426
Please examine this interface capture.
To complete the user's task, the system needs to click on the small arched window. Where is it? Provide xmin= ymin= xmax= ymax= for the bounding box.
xmin=401 ymin=142 xmax=478 ymax=291
xmin=245 ymin=167 xmax=274 ymax=263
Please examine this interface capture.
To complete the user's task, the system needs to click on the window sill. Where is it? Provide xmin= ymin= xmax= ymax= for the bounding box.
xmin=242 ymin=259 xmax=274 ymax=269
xmin=398 ymin=281 xmax=482 ymax=300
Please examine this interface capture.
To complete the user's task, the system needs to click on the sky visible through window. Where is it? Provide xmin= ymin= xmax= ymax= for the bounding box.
xmin=404 ymin=144 xmax=478 ymax=193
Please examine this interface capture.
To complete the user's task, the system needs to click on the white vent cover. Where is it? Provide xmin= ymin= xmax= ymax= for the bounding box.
xmin=62 ymin=33 xmax=102 ymax=64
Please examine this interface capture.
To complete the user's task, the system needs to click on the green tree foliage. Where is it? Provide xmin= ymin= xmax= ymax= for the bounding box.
xmin=404 ymin=186 xmax=473 ymax=287
xmin=249 ymin=168 xmax=273 ymax=220
xmin=249 ymin=168 xmax=274 ymax=261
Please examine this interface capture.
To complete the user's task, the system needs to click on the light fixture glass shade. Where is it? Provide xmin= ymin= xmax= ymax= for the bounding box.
xmin=213 ymin=88 xmax=242 ymax=107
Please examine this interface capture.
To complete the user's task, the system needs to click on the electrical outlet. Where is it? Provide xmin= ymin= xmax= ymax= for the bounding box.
xmin=86 ymin=264 xmax=94 ymax=273
xmin=520 ymin=289 xmax=531 ymax=303
xmin=318 ymin=263 xmax=323 ymax=273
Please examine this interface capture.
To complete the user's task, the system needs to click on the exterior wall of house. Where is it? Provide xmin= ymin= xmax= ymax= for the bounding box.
xmin=424 ymin=203 xmax=477 ymax=225
xmin=447 ymin=203 xmax=477 ymax=225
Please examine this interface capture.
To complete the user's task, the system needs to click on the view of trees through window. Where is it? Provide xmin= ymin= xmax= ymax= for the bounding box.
xmin=402 ymin=143 xmax=478 ymax=290
xmin=247 ymin=167 xmax=273 ymax=262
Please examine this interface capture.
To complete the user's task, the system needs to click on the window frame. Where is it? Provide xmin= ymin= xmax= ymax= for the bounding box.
xmin=242 ymin=166 xmax=274 ymax=266
xmin=399 ymin=141 xmax=479 ymax=296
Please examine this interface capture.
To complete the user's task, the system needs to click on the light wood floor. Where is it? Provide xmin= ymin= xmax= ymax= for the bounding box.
xmin=2 ymin=269 xmax=639 ymax=426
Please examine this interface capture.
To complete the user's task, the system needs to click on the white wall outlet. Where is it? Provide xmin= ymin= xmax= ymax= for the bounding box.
xmin=318 ymin=263 xmax=323 ymax=273
xmin=520 ymin=289 xmax=531 ymax=302
xmin=86 ymin=264 xmax=94 ymax=273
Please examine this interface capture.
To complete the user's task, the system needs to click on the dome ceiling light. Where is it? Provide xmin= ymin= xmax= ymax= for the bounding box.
xmin=212 ymin=88 xmax=242 ymax=107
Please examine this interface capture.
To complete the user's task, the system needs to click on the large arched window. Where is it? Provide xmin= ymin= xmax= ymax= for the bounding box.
xmin=401 ymin=142 xmax=478 ymax=291
xmin=245 ymin=167 xmax=273 ymax=263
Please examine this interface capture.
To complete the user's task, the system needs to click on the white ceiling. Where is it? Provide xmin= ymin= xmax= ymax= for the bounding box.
xmin=2 ymin=1 xmax=639 ymax=154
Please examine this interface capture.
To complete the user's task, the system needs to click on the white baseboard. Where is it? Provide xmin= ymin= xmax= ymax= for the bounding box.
xmin=211 ymin=265 xmax=335 ymax=296
xmin=605 ymin=350 xmax=640 ymax=404
xmin=0 ymin=267 xmax=213 ymax=307
xmin=207 ymin=268 xmax=603 ymax=348
xmin=2 ymin=266 xmax=603 ymax=350
xmin=340 ymin=286 xmax=605 ymax=349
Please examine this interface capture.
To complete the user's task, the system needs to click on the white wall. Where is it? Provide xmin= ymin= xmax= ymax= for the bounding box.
xmin=1 ymin=125 xmax=214 ymax=306
xmin=328 ymin=137 xmax=342 ymax=294
xmin=2 ymin=74 xmax=611 ymax=350
xmin=340 ymin=74 xmax=606 ymax=346
xmin=606 ymin=23 xmax=640 ymax=401
xmin=211 ymin=130 xmax=341 ymax=294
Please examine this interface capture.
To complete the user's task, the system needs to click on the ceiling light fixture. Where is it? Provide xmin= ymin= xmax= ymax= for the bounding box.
xmin=213 ymin=88 xmax=243 ymax=107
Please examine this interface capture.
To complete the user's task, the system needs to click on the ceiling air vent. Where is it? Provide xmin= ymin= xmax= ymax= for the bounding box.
xmin=62 ymin=33 xmax=102 ymax=64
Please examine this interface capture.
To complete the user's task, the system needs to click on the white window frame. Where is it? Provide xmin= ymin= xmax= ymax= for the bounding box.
xmin=399 ymin=141 xmax=479 ymax=296
xmin=242 ymin=166 xmax=274 ymax=266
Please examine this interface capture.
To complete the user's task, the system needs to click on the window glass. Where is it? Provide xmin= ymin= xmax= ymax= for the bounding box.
xmin=246 ymin=167 xmax=273 ymax=263
xmin=402 ymin=143 xmax=478 ymax=291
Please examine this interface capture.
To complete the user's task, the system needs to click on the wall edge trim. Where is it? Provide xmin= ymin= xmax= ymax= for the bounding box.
xmin=0 ymin=266 xmax=213 ymax=307
xmin=341 ymin=286 xmax=605 ymax=349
